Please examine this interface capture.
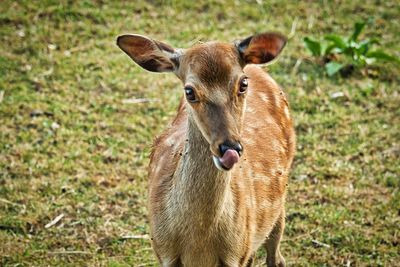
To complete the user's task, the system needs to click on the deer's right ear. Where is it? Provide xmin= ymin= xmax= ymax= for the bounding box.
xmin=117 ymin=34 xmax=181 ymax=73
xmin=236 ymin=32 xmax=287 ymax=65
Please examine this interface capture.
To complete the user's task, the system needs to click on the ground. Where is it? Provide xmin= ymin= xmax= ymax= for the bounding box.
xmin=0 ymin=1 xmax=399 ymax=266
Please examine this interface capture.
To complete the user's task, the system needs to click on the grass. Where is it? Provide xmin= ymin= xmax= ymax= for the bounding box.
xmin=0 ymin=0 xmax=399 ymax=266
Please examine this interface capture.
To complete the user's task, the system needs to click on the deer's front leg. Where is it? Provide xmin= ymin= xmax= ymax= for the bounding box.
xmin=264 ymin=211 xmax=286 ymax=267
xmin=245 ymin=254 xmax=255 ymax=267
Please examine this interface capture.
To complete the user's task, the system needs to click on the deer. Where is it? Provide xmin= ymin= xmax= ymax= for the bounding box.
xmin=117 ymin=31 xmax=295 ymax=267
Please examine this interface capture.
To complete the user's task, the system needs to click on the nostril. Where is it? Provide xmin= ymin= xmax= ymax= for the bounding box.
xmin=219 ymin=144 xmax=230 ymax=156
xmin=232 ymin=143 xmax=243 ymax=156
xmin=235 ymin=143 xmax=243 ymax=155
xmin=219 ymin=142 xmax=243 ymax=157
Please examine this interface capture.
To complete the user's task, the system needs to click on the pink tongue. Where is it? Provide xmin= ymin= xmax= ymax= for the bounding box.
xmin=219 ymin=149 xmax=239 ymax=169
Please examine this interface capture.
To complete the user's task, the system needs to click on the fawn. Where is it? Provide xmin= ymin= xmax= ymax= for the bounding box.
xmin=117 ymin=31 xmax=295 ymax=267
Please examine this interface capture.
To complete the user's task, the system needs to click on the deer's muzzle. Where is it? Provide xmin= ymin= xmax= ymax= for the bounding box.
xmin=212 ymin=141 xmax=243 ymax=171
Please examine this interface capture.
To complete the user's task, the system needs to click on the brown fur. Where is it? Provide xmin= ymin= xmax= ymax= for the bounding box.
xmin=149 ymin=64 xmax=295 ymax=266
xmin=117 ymin=33 xmax=295 ymax=267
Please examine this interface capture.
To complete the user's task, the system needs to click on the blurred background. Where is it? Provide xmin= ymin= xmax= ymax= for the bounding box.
xmin=0 ymin=1 xmax=398 ymax=266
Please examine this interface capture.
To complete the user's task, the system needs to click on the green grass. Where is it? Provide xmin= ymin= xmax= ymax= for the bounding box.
xmin=0 ymin=1 xmax=399 ymax=266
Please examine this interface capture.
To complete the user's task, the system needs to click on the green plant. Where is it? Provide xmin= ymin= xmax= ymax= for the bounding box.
xmin=304 ymin=22 xmax=399 ymax=76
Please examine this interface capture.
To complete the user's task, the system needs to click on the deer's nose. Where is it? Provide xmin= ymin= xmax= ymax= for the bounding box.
xmin=219 ymin=141 xmax=243 ymax=157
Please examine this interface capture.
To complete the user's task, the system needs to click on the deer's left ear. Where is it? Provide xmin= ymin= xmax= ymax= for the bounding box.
xmin=236 ymin=32 xmax=287 ymax=65
xmin=117 ymin=34 xmax=181 ymax=73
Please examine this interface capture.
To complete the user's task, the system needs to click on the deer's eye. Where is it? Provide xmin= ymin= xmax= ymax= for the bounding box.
xmin=239 ymin=77 xmax=248 ymax=95
xmin=184 ymin=86 xmax=197 ymax=102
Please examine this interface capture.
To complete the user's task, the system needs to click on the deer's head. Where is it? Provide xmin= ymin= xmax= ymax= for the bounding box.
xmin=117 ymin=32 xmax=286 ymax=171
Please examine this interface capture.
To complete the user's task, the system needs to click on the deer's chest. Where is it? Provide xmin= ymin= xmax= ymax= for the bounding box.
xmin=151 ymin=188 xmax=250 ymax=265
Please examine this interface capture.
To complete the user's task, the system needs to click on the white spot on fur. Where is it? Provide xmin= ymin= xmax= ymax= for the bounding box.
xmin=259 ymin=199 xmax=269 ymax=209
xmin=154 ymin=164 xmax=162 ymax=175
xmin=284 ymin=105 xmax=290 ymax=118
xmin=271 ymin=139 xmax=284 ymax=153
xmin=246 ymin=106 xmax=255 ymax=113
xmin=245 ymin=196 xmax=252 ymax=207
xmin=254 ymin=173 xmax=270 ymax=184
xmin=258 ymin=92 xmax=268 ymax=103
xmin=246 ymin=127 xmax=255 ymax=135
xmin=264 ymin=115 xmax=274 ymax=124
xmin=246 ymin=139 xmax=255 ymax=145
xmin=165 ymin=135 xmax=176 ymax=146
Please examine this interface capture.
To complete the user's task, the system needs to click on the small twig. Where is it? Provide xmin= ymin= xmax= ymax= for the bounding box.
xmin=308 ymin=15 xmax=314 ymax=30
xmin=288 ymin=17 xmax=299 ymax=40
xmin=122 ymin=98 xmax=160 ymax=104
xmin=0 ymin=90 xmax=4 ymax=103
xmin=45 ymin=214 xmax=64 ymax=229
xmin=0 ymin=198 xmax=24 ymax=207
xmin=48 ymin=250 xmax=92 ymax=255
xmin=137 ymin=247 xmax=153 ymax=252
xmin=120 ymin=234 xmax=150 ymax=240
xmin=282 ymin=228 xmax=318 ymax=242
xmin=291 ymin=58 xmax=303 ymax=76
xmin=312 ymin=239 xmax=330 ymax=248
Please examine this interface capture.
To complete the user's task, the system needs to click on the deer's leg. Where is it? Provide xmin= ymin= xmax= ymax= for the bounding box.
xmin=245 ymin=254 xmax=255 ymax=267
xmin=264 ymin=211 xmax=286 ymax=267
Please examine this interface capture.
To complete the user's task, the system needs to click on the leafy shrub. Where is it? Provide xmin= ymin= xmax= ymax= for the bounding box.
xmin=303 ymin=22 xmax=399 ymax=76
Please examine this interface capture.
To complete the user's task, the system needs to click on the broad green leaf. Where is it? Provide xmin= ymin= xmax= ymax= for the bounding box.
xmin=366 ymin=50 xmax=400 ymax=64
xmin=320 ymin=42 xmax=327 ymax=55
xmin=325 ymin=62 xmax=345 ymax=76
xmin=324 ymin=34 xmax=346 ymax=50
xmin=350 ymin=22 xmax=366 ymax=41
xmin=303 ymin=37 xmax=321 ymax=56
xmin=321 ymin=42 xmax=339 ymax=56
xmin=357 ymin=38 xmax=379 ymax=55
xmin=324 ymin=44 xmax=337 ymax=55
xmin=356 ymin=55 xmax=368 ymax=66
xmin=359 ymin=38 xmax=379 ymax=46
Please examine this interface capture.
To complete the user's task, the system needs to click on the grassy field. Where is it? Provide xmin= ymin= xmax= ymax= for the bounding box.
xmin=0 ymin=1 xmax=399 ymax=266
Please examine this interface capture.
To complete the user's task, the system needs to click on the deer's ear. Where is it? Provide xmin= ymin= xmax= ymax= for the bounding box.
xmin=237 ymin=32 xmax=287 ymax=65
xmin=117 ymin=34 xmax=181 ymax=73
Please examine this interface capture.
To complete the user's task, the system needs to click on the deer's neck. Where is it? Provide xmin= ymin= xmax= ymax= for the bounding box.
xmin=171 ymin=116 xmax=232 ymax=224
